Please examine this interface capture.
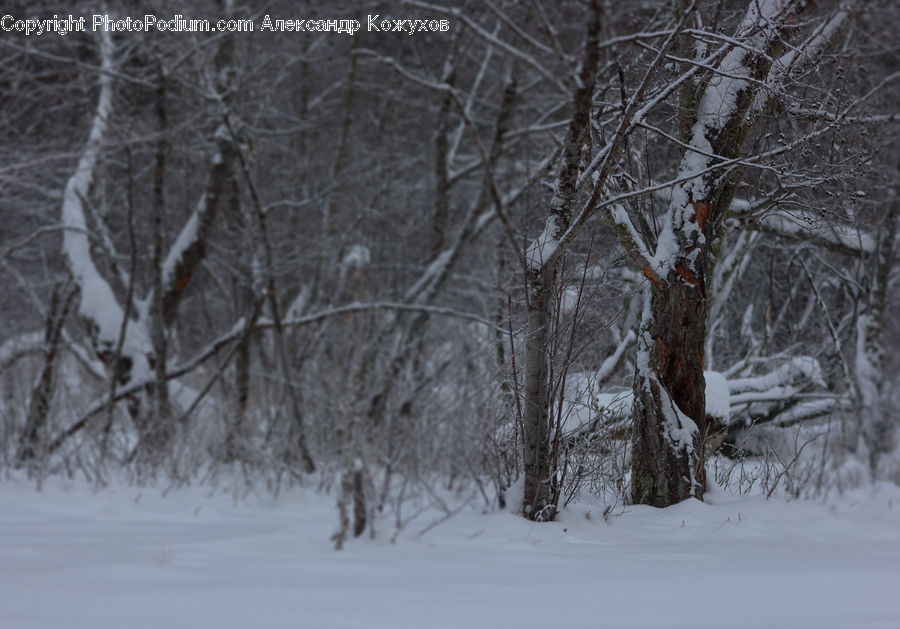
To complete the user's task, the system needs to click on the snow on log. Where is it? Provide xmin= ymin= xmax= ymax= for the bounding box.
xmin=561 ymin=357 xmax=833 ymax=436
xmin=729 ymin=356 xmax=826 ymax=394
xmin=759 ymin=210 xmax=875 ymax=256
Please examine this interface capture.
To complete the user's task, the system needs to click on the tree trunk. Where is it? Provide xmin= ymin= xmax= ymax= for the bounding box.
xmin=146 ymin=65 xmax=171 ymax=457
xmin=629 ymin=0 xmax=811 ymax=506
xmin=522 ymin=265 xmax=554 ymax=520
xmin=857 ymin=197 xmax=897 ymax=476
xmin=519 ymin=0 xmax=601 ymax=520
xmin=16 ymin=282 xmax=76 ymax=467
xmin=631 ymin=272 xmax=708 ymax=506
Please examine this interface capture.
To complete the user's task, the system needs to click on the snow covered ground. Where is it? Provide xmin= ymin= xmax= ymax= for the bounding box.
xmin=2 ymin=476 xmax=899 ymax=629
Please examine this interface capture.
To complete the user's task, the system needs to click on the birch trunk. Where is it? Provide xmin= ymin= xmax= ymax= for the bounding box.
xmin=520 ymin=0 xmax=601 ymax=520
xmin=857 ymin=199 xmax=897 ymax=476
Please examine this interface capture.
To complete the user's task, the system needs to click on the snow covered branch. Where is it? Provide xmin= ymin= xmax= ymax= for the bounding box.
xmin=59 ymin=30 xmax=151 ymax=379
xmin=159 ymin=124 xmax=236 ymax=327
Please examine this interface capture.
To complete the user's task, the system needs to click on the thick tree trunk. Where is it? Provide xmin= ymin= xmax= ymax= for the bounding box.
xmin=631 ymin=273 xmax=708 ymax=506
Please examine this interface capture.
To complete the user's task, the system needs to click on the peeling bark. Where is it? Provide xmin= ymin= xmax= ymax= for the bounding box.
xmin=631 ymin=278 xmax=708 ymax=506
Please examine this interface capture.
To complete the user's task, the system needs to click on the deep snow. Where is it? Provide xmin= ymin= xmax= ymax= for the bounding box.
xmin=2 ymin=476 xmax=899 ymax=629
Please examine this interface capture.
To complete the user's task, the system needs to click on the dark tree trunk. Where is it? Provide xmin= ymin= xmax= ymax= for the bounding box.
xmin=16 ymin=282 xmax=76 ymax=466
xmin=631 ymin=271 xmax=709 ymax=506
xmin=146 ymin=66 xmax=172 ymax=456
xmin=522 ymin=266 xmax=554 ymax=520
xmin=352 ymin=468 xmax=367 ymax=537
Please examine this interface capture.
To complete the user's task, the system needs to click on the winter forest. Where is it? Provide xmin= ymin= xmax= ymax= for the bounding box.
xmin=2 ymin=1 xmax=899 ymax=627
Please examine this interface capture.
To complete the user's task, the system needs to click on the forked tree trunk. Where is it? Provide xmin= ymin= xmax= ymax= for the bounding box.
xmin=629 ymin=0 xmax=811 ymax=507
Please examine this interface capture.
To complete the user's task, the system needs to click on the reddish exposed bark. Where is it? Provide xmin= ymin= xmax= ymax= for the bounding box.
xmin=631 ymin=267 xmax=709 ymax=506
